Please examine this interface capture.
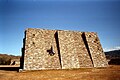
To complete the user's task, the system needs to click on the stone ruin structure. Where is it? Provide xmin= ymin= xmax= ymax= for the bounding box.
xmin=10 ymin=59 xmax=20 ymax=65
xmin=21 ymin=28 xmax=108 ymax=70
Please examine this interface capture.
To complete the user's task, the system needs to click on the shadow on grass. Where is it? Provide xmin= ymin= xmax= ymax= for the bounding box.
xmin=108 ymin=59 xmax=120 ymax=65
xmin=0 ymin=66 xmax=20 ymax=71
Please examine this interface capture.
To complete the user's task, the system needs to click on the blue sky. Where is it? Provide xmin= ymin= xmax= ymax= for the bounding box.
xmin=0 ymin=0 xmax=120 ymax=55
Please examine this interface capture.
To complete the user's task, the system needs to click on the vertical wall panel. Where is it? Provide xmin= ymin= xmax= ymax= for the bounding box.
xmin=85 ymin=32 xmax=108 ymax=67
xmin=24 ymin=28 xmax=61 ymax=70
xmin=58 ymin=31 xmax=93 ymax=69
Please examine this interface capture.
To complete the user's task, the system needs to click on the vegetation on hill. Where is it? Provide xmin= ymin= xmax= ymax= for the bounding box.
xmin=0 ymin=54 xmax=20 ymax=65
xmin=105 ymin=50 xmax=120 ymax=59
xmin=105 ymin=50 xmax=120 ymax=65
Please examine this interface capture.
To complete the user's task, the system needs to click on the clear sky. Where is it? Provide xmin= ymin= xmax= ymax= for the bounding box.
xmin=0 ymin=0 xmax=120 ymax=55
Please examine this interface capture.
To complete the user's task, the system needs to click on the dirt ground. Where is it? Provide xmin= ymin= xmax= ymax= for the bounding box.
xmin=0 ymin=65 xmax=120 ymax=80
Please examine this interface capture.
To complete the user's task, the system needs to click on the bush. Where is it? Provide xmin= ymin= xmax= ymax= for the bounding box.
xmin=0 ymin=56 xmax=11 ymax=65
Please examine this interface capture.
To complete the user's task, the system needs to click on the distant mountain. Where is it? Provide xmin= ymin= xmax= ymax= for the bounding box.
xmin=105 ymin=50 xmax=120 ymax=59
xmin=105 ymin=50 xmax=120 ymax=65
xmin=0 ymin=54 xmax=20 ymax=59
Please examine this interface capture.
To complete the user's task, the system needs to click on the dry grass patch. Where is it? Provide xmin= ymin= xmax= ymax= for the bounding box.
xmin=0 ymin=65 xmax=120 ymax=80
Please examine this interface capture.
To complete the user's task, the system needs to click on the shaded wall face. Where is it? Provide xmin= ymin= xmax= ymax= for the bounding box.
xmin=23 ymin=28 xmax=108 ymax=70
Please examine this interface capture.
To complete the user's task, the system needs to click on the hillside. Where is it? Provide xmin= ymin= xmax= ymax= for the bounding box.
xmin=0 ymin=54 xmax=20 ymax=59
xmin=0 ymin=54 xmax=20 ymax=65
xmin=105 ymin=50 xmax=120 ymax=65
xmin=105 ymin=50 xmax=120 ymax=59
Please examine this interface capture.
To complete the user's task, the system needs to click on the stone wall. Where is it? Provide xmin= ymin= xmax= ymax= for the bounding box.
xmin=23 ymin=29 xmax=61 ymax=70
xmin=10 ymin=59 xmax=20 ymax=65
xmin=22 ymin=28 xmax=108 ymax=70
xmin=58 ymin=31 xmax=93 ymax=69
xmin=84 ymin=32 xmax=108 ymax=67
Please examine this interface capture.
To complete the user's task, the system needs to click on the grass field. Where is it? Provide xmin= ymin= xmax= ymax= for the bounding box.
xmin=0 ymin=65 xmax=120 ymax=80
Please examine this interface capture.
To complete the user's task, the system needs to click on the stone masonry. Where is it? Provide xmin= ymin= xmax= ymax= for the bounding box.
xmin=21 ymin=28 xmax=108 ymax=70
xmin=84 ymin=32 xmax=108 ymax=67
xmin=58 ymin=31 xmax=93 ymax=69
